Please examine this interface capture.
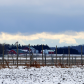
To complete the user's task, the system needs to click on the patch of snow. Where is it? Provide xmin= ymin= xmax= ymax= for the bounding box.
xmin=0 ymin=66 xmax=84 ymax=84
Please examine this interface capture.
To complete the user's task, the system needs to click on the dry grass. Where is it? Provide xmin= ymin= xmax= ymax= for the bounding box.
xmin=54 ymin=63 xmax=78 ymax=68
xmin=0 ymin=64 xmax=7 ymax=69
xmin=41 ymin=63 xmax=45 ymax=67
xmin=23 ymin=63 xmax=30 ymax=69
xmin=0 ymin=60 xmax=84 ymax=69
xmin=58 ymin=63 xmax=84 ymax=68
xmin=5 ymin=60 xmax=9 ymax=68
xmin=24 ymin=61 xmax=41 ymax=68
xmin=0 ymin=60 xmax=10 ymax=69
xmin=31 ymin=61 xmax=41 ymax=68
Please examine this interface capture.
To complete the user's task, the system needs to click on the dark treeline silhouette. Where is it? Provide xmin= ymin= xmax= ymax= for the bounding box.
xmin=0 ymin=43 xmax=84 ymax=54
xmin=9 ymin=44 xmax=22 ymax=49
xmin=0 ymin=44 xmax=8 ymax=54
xmin=70 ymin=45 xmax=84 ymax=54
xmin=0 ymin=44 xmax=3 ymax=54
xmin=54 ymin=45 xmax=84 ymax=54
xmin=31 ymin=44 xmax=51 ymax=53
xmin=8 ymin=44 xmax=28 ymax=50
xmin=54 ymin=48 xmax=79 ymax=54
xmin=0 ymin=44 xmax=51 ymax=54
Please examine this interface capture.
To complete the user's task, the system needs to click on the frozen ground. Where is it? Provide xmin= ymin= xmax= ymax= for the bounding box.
xmin=0 ymin=66 xmax=84 ymax=84
xmin=3 ymin=54 xmax=84 ymax=57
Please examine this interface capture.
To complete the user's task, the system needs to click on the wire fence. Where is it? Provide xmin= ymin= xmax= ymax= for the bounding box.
xmin=0 ymin=53 xmax=84 ymax=68
xmin=0 ymin=44 xmax=84 ymax=68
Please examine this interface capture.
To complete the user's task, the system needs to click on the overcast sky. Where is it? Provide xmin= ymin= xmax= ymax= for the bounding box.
xmin=0 ymin=0 xmax=84 ymax=47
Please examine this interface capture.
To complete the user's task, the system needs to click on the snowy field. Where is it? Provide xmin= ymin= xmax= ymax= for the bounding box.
xmin=3 ymin=54 xmax=84 ymax=57
xmin=1 ymin=54 xmax=84 ymax=60
xmin=0 ymin=66 xmax=84 ymax=84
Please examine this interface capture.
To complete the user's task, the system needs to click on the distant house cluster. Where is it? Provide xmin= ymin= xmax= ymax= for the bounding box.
xmin=6 ymin=44 xmax=54 ymax=54
xmin=41 ymin=49 xmax=55 ymax=54
xmin=0 ymin=43 xmax=80 ymax=55
xmin=8 ymin=46 xmax=39 ymax=54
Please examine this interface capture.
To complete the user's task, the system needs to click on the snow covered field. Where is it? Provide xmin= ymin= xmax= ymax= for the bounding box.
xmin=3 ymin=54 xmax=84 ymax=57
xmin=0 ymin=66 xmax=84 ymax=84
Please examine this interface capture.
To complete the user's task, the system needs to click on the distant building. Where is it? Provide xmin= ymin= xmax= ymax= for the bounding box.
xmin=23 ymin=46 xmax=39 ymax=53
xmin=8 ymin=49 xmax=26 ymax=54
xmin=8 ymin=46 xmax=39 ymax=54
xmin=41 ymin=49 xmax=54 ymax=54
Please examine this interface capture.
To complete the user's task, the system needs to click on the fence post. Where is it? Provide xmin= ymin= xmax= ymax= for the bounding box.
xmin=45 ymin=53 xmax=46 ymax=66
xmin=36 ymin=53 xmax=37 ymax=61
xmin=32 ymin=52 xmax=33 ymax=64
xmin=69 ymin=46 xmax=70 ymax=66
xmin=75 ymin=56 xmax=76 ymax=65
xmin=29 ymin=44 xmax=31 ymax=66
xmin=39 ymin=59 xmax=40 ymax=65
xmin=17 ymin=43 xmax=18 ymax=67
xmin=81 ymin=46 xmax=82 ymax=65
xmin=42 ymin=44 xmax=43 ymax=65
xmin=26 ymin=53 xmax=27 ymax=63
xmin=62 ymin=50 xmax=64 ymax=65
xmin=67 ymin=54 xmax=68 ymax=65
xmin=20 ymin=56 xmax=21 ymax=65
xmin=59 ymin=57 xmax=61 ymax=64
xmin=3 ymin=44 xmax=4 ymax=67
xmin=56 ymin=45 xmax=57 ymax=65
xmin=68 ymin=46 xmax=70 ymax=66
xmin=13 ymin=59 xmax=14 ymax=65
xmin=30 ymin=53 xmax=32 ymax=65
xmin=8 ymin=54 xmax=9 ymax=63
xmin=72 ymin=56 xmax=73 ymax=65
xmin=51 ymin=52 xmax=54 ymax=66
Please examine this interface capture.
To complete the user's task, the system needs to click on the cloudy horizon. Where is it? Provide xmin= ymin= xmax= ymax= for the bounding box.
xmin=0 ymin=0 xmax=84 ymax=47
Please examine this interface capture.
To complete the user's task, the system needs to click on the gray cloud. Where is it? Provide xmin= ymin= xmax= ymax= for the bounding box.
xmin=0 ymin=0 xmax=84 ymax=16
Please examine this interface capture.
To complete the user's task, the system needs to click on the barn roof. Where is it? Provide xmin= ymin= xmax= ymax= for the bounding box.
xmin=8 ymin=49 xmax=27 ymax=54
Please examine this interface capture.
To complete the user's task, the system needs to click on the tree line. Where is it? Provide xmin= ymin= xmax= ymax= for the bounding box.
xmin=0 ymin=43 xmax=80 ymax=54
